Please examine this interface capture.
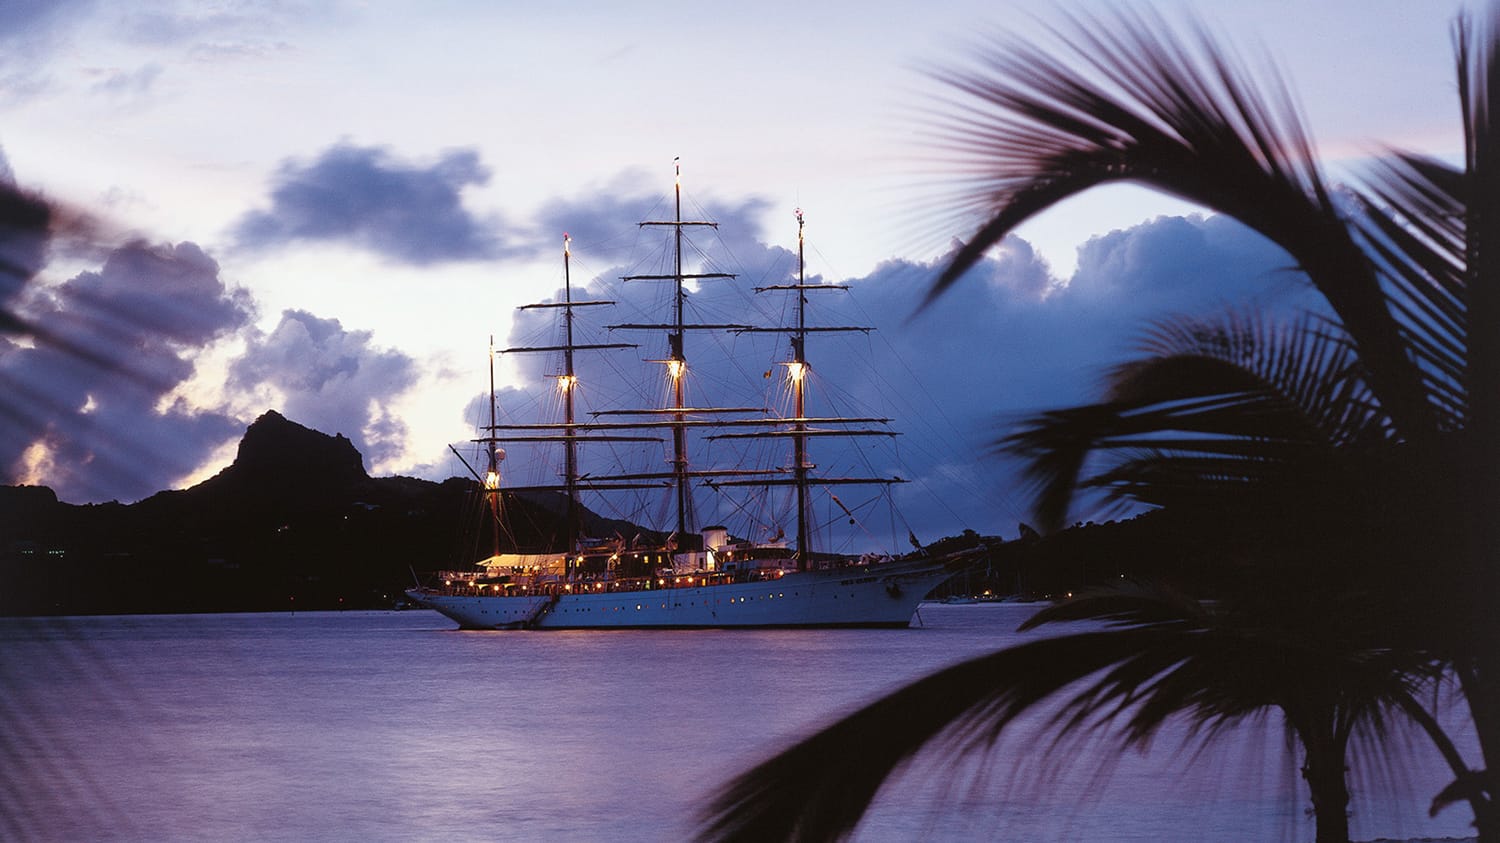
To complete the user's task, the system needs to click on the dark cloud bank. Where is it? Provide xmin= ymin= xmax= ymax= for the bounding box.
xmin=0 ymin=142 xmax=438 ymax=503
xmin=0 ymin=239 xmax=253 ymax=502
xmin=4 ymin=144 xmax=1316 ymax=540
xmin=485 ymin=187 xmax=1312 ymax=543
xmin=231 ymin=143 xmax=505 ymax=264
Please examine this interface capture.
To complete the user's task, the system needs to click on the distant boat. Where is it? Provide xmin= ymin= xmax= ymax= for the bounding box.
xmin=407 ymin=166 xmax=978 ymax=629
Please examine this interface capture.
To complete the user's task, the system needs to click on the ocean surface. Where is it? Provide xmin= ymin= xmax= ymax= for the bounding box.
xmin=0 ymin=604 xmax=1478 ymax=842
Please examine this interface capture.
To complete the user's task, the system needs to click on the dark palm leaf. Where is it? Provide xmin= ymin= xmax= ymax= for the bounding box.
xmin=1002 ymin=311 xmax=1366 ymax=530
xmin=925 ymin=9 xmax=1436 ymax=439
xmin=698 ymin=588 xmax=1427 ymax=843
xmin=1356 ymin=154 xmax=1467 ymax=431
xmin=696 ymin=628 xmax=1189 ymax=843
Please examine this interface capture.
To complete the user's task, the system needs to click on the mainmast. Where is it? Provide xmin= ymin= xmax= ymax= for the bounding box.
xmin=610 ymin=160 xmax=758 ymax=542
xmin=561 ymin=234 xmax=581 ymax=550
xmin=791 ymin=209 xmax=810 ymax=559
xmin=487 ymin=336 xmax=502 ymax=559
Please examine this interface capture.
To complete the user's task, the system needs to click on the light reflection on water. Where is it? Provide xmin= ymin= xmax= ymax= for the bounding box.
xmin=0 ymin=605 xmax=1476 ymax=842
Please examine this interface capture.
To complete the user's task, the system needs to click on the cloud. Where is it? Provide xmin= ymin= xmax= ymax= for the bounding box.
xmin=231 ymin=143 xmax=504 ymax=265
xmin=0 ymin=0 xmax=100 ymax=102
xmin=0 ymin=240 xmax=255 ymax=502
xmin=1067 ymin=214 xmax=1309 ymax=310
xmin=983 ymin=236 xmax=1056 ymax=301
xmin=117 ymin=2 xmax=332 ymax=54
xmin=0 ymin=179 xmax=53 ymax=308
xmin=227 ymin=309 xmax=419 ymax=470
xmin=487 ymin=198 xmax=1319 ymax=544
xmin=88 ymin=62 xmax=164 ymax=98
xmin=0 ymin=0 xmax=98 ymax=43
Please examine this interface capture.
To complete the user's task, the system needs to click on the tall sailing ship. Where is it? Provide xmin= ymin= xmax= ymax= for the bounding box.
xmin=407 ymin=166 xmax=977 ymax=629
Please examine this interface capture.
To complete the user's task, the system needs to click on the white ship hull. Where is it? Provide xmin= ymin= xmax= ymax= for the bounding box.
xmin=407 ymin=557 xmax=958 ymax=630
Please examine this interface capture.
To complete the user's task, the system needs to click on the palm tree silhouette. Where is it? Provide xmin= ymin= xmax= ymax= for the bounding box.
xmin=699 ymin=6 xmax=1498 ymax=842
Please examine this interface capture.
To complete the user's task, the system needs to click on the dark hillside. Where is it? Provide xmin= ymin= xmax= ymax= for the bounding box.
xmin=0 ymin=411 xmax=642 ymax=615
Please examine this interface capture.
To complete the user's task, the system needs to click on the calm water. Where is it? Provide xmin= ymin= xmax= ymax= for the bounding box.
xmin=0 ymin=604 xmax=1477 ymax=842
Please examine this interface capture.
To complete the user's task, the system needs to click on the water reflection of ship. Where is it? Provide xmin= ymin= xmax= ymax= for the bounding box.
xmin=407 ymin=166 xmax=978 ymax=629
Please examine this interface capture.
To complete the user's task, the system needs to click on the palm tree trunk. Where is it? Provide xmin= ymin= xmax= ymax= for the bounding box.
xmin=1458 ymin=661 xmax=1500 ymax=842
xmin=1298 ymin=722 xmax=1351 ymax=843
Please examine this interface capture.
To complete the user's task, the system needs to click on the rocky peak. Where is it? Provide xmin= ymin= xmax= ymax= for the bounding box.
xmin=226 ymin=410 xmax=368 ymax=490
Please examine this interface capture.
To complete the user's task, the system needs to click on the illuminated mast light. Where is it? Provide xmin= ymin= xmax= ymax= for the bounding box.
xmin=485 ymin=446 xmax=504 ymax=489
xmin=556 ymin=374 xmax=577 ymax=393
xmin=785 ymin=361 xmax=806 ymax=384
xmin=667 ymin=358 xmax=686 ymax=381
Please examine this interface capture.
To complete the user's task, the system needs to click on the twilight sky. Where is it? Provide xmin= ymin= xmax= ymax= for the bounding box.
xmin=0 ymin=0 xmax=1466 ymax=544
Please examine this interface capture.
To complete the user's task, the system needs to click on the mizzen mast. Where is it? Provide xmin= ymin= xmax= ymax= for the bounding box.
xmin=711 ymin=209 xmax=906 ymax=570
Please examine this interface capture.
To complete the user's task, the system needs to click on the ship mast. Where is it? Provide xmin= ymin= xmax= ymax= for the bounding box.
xmin=482 ymin=237 xmax=651 ymax=560
xmin=487 ymin=336 xmax=502 ymax=559
xmin=561 ymin=234 xmax=581 ymax=551
xmin=791 ymin=210 xmax=811 ymax=560
xmin=709 ymin=209 xmax=906 ymax=571
xmin=669 ymin=161 xmax=690 ymax=539
xmin=610 ymin=160 xmax=760 ymax=542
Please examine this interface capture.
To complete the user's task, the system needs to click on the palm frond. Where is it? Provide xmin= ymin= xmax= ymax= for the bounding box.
xmin=699 ymin=607 xmax=1426 ymax=843
xmin=926 ymin=9 xmax=1435 ymax=438
xmin=696 ymin=628 xmax=1216 ymax=843
xmin=1003 ymin=310 xmax=1373 ymax=529
xmin=1356 ymin=153 xmax=1467 ymax=431
xmin=1457 ymin=9 xmax=1500 ymax=446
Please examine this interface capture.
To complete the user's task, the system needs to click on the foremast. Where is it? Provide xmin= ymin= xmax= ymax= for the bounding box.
xmin=482 ymin=235 xmax=651 ymax=560
xmin=709 ymin=210 xmax=906 ymax=571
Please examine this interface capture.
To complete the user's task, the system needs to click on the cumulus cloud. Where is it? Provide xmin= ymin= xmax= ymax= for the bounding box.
xmin=983 ymin=236 xmax=1057 ymax=301
xmin=489 ymin=195 xmax=1320 ymax=543
xmin=1 ymin=240 xmax=255 ymax=502
xmin=228 ymin=309 xmax=419 ymax=470
xmin=231 ymin=143 xmax=504 ymax=265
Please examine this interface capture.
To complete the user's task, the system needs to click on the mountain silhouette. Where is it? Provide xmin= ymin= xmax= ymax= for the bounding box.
xmin=1 ymin=412 xmax=1210 ymax=616
xmin=0 ymin=410 xmax=649 ymax=615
